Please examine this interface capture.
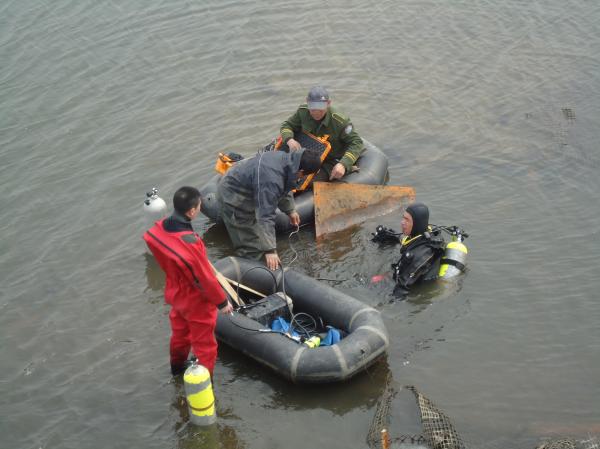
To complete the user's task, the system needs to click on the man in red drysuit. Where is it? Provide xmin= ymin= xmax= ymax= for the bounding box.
xmin=144 ymin=186 xmax=233 ymax=376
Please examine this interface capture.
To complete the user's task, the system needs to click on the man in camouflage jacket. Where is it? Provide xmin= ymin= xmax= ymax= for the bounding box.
xmin=280 ymin=86 xmax=365 ymax=181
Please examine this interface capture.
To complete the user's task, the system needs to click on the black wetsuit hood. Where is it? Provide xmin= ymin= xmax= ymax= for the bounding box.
xmin=406 ymin=202 xmax=429 ymax=237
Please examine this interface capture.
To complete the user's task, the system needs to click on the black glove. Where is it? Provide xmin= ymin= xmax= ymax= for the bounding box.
xmin=392 ymin=283 xmax=409 ymax=300
xmin=371 ymin=225 xmax=401 ymax=244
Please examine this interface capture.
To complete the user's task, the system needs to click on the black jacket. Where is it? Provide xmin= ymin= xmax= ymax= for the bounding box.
xmin=218 ymin=149 xmax=302 ymax=251
xmin=392 ymin=233 xmax=445 ymax=297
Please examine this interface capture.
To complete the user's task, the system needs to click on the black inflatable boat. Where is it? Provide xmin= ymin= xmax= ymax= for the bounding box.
xmin=200 ymin=139 xmax=389 ymax=233
xmin=214 ymin=257 xmax=389 ymax=383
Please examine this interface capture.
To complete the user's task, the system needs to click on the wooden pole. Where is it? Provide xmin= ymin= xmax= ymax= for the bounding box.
xmin=209 ymin=263 xmax=244 ymax=306
xmin=223 ymin=277 xmax=266 ymax=298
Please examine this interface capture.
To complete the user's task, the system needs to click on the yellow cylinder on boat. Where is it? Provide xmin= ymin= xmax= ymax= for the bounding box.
xmin=439 ymin=241 xmax=468 ymax=279
xmin=183 ymin=363 xmax=216 ymax=426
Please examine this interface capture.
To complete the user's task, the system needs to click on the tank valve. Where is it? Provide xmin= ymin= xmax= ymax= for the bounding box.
xmin=143 ymin=187 xmax=167 ymax=221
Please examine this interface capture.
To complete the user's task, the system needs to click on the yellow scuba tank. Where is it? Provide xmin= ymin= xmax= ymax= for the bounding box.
xmin=438 ymin=226 xmax=468 ymax=279
xmin=183 ymin=362 xmax=216 ymax=426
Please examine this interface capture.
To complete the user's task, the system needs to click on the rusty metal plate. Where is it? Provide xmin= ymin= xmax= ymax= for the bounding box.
xmin=313 ymin=182 xmax=416 ymax=238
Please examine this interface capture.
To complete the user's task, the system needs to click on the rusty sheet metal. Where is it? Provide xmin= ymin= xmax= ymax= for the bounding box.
xmin=313 ymin=182 xmax=416 ymax=238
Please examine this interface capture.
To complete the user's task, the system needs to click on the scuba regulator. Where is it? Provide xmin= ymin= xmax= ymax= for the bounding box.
xmin=371 ymin=225 xmax=401 ymax=245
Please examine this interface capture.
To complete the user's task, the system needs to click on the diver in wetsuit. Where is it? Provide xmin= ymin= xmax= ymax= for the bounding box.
xmin=392 ymin=203 xmax=446 ymax=297
xmin=379 ymin=203 xmax=446 ymax=298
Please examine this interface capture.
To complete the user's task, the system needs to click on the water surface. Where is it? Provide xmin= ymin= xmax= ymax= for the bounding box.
xmin=1 ymin=1 xmax=599 ymax=448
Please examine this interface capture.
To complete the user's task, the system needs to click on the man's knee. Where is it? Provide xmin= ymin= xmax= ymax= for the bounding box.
xmin=234 ymin=246 xmax=265 ymax=260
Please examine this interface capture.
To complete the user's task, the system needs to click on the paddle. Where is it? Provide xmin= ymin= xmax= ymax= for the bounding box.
xmin=209 ymin=263 xmax=244 ymax=306
xmin=223 ymin=276 xmax=266 ymax=298
xmin=313 ymin=182 xmax=416 ymax=238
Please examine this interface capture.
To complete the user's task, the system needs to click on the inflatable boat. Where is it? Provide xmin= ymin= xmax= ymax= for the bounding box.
xmin=213 ymin=257 xmax=389 ymax=383
xmin=200 ymin=139 xmax=389 ymax=233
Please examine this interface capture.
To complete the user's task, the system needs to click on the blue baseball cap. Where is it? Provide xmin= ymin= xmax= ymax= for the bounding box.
xmin=307 ymin=86 xmax=330 ymax=110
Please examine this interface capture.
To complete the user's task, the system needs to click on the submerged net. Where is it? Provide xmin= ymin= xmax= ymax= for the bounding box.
xmin=367 ymin=375 xmax=464 ymax=449
xmin=409 ymin=385 xmax=465 ymax=449
xmin=366 ymin=373 xmax=395 ymax=448
xmin=367 ymin=376 xmax=598 ymax=449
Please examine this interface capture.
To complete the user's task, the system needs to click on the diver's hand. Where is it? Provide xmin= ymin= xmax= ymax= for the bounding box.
xmin=287 ymin=138 xmax=302 ymax=151
xmin=265 ymin=252 xmax=281 ymax=270
xmin=288 ymin=211 xmax=300 ymax=227
xmin=329 ymin=163 xmax=346 ymax=180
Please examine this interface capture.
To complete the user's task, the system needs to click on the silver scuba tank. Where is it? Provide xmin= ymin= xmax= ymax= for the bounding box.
xmin=143 ymin=187 xmax=167 ymax=225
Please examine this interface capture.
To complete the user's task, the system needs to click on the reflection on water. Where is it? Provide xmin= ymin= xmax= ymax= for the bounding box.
xmin=200 ymin=223 xmax=236 ymax=255
xmin=268 ymin=361 xmax=389 ymax=414
xmin=405 ymin=276 xmax=466 ymax=307
xmin=167 ymin=378 xmax=249 ymax=449
xmin=144 ymin=251 xmax=166 ymax=293
xmin=218 ymin=340 xmax=391 ymax=415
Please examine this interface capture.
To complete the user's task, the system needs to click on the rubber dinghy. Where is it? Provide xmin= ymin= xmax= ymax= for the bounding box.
xmin=200 ymin=139 xmax=389 ymax=233
xmin=214 ymin=257 xmax=389 ymax=383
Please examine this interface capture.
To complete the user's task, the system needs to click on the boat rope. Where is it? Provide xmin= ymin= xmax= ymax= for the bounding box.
xmin=234 ymin=265 xmax=279 ymax=299
xmin=285 ymin=223 xmax=307 ymax=268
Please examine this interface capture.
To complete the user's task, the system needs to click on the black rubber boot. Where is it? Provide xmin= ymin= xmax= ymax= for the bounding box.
xmin=171 ymin=357 xmax=197 ymax=376
xmin=170 ymin=363 xmax=186 ymax=376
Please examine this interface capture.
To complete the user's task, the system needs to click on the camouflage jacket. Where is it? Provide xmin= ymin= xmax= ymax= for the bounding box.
xmin=280 ymin=105 xmax=364 ymax=172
